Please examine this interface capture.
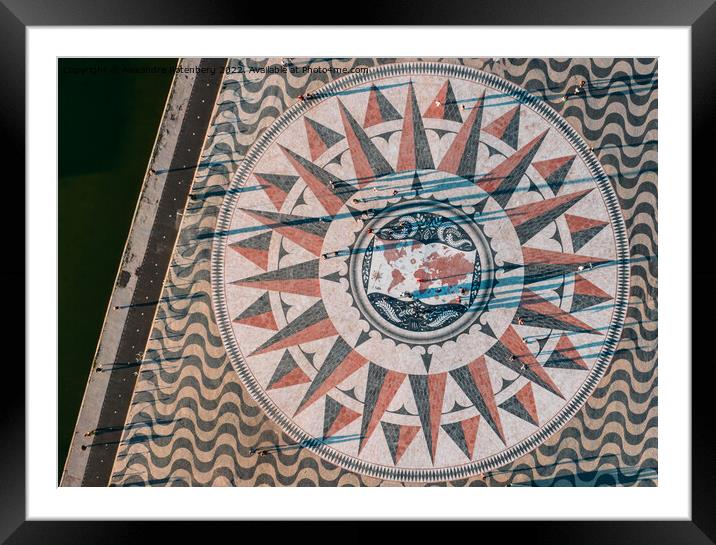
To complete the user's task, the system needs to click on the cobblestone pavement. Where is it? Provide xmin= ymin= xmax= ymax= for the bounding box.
xmin=108 ymin=58 xmax=657 ymax=487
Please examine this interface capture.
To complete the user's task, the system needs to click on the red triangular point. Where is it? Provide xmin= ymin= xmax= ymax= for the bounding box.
xmin=483 ymin=106 xmax=519 ymax=141
xmin=268 ymin=366 xmax=311 ymax=390
xmin=515 ymin=383 xmax=539 ymax=425
xmin=533 ymin=155 xmax=574 ymax=179
xmin=565 ymin=213 xmax=609 ymax=234
xmin=460 ymin=415 xmax=480 ymax=459
xmin=325 ymin=404 xmax=361 ymax=438
xmin=234 ymin=311 xmax=278 ymax=331
xmin=574 ymin=274 xmax=612 ymax=300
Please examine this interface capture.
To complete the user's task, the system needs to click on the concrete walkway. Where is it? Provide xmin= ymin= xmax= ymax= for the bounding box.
xmin=61 ymin=58 xmax=227 ymax=486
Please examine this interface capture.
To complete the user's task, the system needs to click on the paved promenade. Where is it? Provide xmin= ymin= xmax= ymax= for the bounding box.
xmin=67 ymin=57 xmax=657 ymax=487
xmin=61 ymin=58 xmax=227 ymax=486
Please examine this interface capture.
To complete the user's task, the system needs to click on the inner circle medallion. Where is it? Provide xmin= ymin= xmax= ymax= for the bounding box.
xmin=348 ymin=197 xmax=493 ymax=345
xmin=211 ymin=62 xmax=629 ymax=482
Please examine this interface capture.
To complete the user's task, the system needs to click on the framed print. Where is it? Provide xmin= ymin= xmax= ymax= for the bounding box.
xmin=7 ymin=0 xmax=712 ymax=542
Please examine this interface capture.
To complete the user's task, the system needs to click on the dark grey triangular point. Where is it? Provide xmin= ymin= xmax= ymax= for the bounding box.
xmin=380 ymin=421 xmax=403 ymax=464
xmin=322 ymin=395 xmax=343 ymax=437
xmin=491 ymin=132 xmax=546 ymax=209
xmin=572 ymin=225 xmax=607 ymax=253
xmin=299 ymin=347 xmax=316 ymax=366
xmin=279 ymin=296 xmax=292 ymax=317
xmin=551 ymin=226 xmax=562 ymax=245
xmin=447 ymin=400 xmax=471 ymax=413
xmin=485 ymin=144 xmax=505 ymax=159
xmin=554 ymin=278 xmax=565 ymax=299
xmin=473 ymin=198 xmax=489 ymax=216
xmin=255 ymin=173 xmax=299 ymax=195
xmin=267 ymin=350 xmax=300 ymax=389
xmin=515 ymin=190 xmax=591 ymax=245
xmin=356 ymin=329 xmax=371 ymax=347
xmin=234 ymin=292 xmax=272 ymax=319
xmin=297 ymin=337 xmax=354 ymax=411
xmin=535 ymin=335 xmax=551 ymax=354
xmin=373 ymin=85 xmax=402 ymax=122
xmin=499 ymin=376 xmax=518 ymax=392
xmin=338 ymin=386 xmax=360 ymax=401
xmin=442 ymin=82 xmax=463 ymax=123
xmin=321 ymin=270 xmax=342 ymax=283
xmin=326 ymin=151 xmax=346 ymax=167
xmin=278 ymin=238 xmax=290 ymax=261
xmin=429 ymin=128 xmax=455 ymax=138
xmin=407 ymin=84 xmax=435 ymax=170
xmin=345 ymin=205 xmax=364 ymax=220
xmin=232 ymin=231 xmax=272 ymax=251
xmin=500 ymin=261 xmax=522 ymax=274
xmin=545 ymin=156 xmax=576 ymax=195
xmin=502 ymin=107 xmax=521 ymax=149
xmin=421 ymin=351 xmax=433 ymax=372
xmin=411 ymin=172 xmax=424 ymax=196
xmin=408 ymin=374 xmax=436 ymax=459
xmin=528 ymin=177 xmax=541 ymax=194
xmin=338 ymin=101 xmax=394 ymax=178
xmin=441 ymin=421 xmax=470 ymax=458
xmin=480 ymin=320 xmax=497 ymax=339
xmin=294 ymin=188 xmax=308 ymax=207
xmin=572 ymin=294 xmax=611 ymax=312
xmin=544 ymin=346 xmax=584 ymax=369
xmin=306 ymin=117 xmax=344 ymax=149
xmin=393 ymin=405 xmax=415 ymax=416
xmin=499 ymin=395 xmax=537 ymax=426
xmin=374 ymin=130 xmax=400 ymax=143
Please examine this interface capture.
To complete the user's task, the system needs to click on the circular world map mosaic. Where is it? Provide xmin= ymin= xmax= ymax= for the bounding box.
xmin=211 ymin=63 xmax=629 ymax=482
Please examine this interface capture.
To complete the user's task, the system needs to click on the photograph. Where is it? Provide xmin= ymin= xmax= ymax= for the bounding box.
xmin=59 ymin=57 xmax=658 ymax=488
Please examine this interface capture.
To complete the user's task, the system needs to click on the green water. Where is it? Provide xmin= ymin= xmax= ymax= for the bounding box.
xmin=58 ymin=58 xmax=178 ymax=478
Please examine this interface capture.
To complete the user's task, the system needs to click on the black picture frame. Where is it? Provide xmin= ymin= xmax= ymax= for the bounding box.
xmin=5 ymin=0 xmax=712 ymax=542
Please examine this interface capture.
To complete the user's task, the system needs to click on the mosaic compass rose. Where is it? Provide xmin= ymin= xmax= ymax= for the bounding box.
xmin=211 ymin=63 xmax=629 ymax=482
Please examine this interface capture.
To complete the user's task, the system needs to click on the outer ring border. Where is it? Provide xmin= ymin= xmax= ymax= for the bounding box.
xmin=210 ymin=61 xmax=630 ymax=483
